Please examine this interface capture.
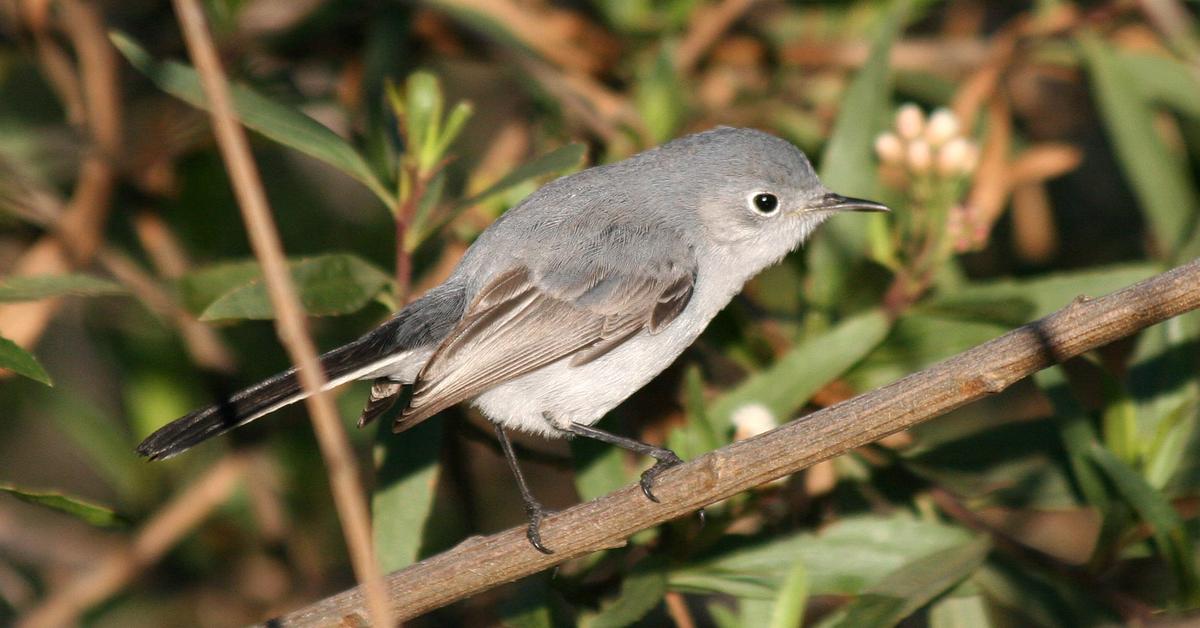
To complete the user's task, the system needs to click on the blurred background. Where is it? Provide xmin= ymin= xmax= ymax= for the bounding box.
xmin=1 ymin=0 xmax=1199 ymax=626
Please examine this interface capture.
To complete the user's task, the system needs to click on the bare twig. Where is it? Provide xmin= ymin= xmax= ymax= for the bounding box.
xmin=268 ymin=258 xmax=1200 ymax=626
xmin=675 ymin=0 xmax=758 ymax=74
xmin=19 ymin=454 xmax=251 ymax=628
xmin=169 ymin=1 xmax=391 ymax=626
xmin=0 ymin=0 xmax=120 ymax=355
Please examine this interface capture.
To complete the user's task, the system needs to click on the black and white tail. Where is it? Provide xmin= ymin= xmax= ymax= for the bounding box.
xmin=136 ymin=336 xmax=399 ymax=460
xmin=135 ymin=282 xmax=466 ymax=461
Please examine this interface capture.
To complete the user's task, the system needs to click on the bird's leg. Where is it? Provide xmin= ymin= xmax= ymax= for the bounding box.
xmin=494 ymin=424 xmax=554 ymax=554
xmin=565 ymin=422 xmax=683 ymax=503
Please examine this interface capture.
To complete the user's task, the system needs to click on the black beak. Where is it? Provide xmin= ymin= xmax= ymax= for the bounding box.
xmin=812 ymin=193 xmax=890 ymax=213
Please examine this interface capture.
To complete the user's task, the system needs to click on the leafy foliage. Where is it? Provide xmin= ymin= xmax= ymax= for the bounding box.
xmin=1 ymin=1 xmax=1198 ymax=626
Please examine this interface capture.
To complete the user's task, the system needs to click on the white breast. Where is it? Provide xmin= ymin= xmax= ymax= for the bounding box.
xmin=471 ymin=246 xmax=750 ymax=437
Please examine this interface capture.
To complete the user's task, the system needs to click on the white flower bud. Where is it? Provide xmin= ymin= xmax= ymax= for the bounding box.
xmin=924 ymin=108 xmax=960 ymax=146
xmin=874 ymin=132 xmax=904 ymax=165
xmin=731 ymin=403 xmax=776 ymax=441
xmin=906 ymin=139 xmax=932 ymax=174
xmin=895 ymin=103 xmax=925 ymax=140
xmin=936 ymin=137 xmax=971 ymax=176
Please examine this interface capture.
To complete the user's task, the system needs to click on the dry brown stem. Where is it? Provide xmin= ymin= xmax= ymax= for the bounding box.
xmin=266 ymin=257 xmax=1200 ymax=625
xmin=169 ymin=1 xmax=391 ymax=625
xmin=675 ymin=0 xmax=758 ymax=74
xmin=19 ymin=454 xmax=251 ymax=628
xmin=0 ymin=0 xmax=121 ymax=355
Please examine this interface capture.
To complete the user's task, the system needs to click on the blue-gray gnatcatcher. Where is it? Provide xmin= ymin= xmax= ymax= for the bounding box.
xmin=137 ymin=127 xmax=887 ymax=552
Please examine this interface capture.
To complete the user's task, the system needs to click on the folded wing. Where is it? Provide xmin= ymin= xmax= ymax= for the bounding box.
xmin=395 ymin=257 xmax=695 ymax=432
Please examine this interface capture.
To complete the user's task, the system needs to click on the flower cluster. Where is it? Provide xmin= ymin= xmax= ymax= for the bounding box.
xmin=874 ymin=104 xmax=978 ymax=178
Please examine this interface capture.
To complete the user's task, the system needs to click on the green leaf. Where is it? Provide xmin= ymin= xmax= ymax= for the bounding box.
xmin=926 ymin=263 xmax=1161 ymax=320
xmin=1098 ymin=368 xmax=1139 ymax=466
xmin=405 ymin=71 xmax=445 ymax=173
xmin=929 ymin=591 xmax=994 ymax=628
xmin=0 ymin=274 xmax=126 ymax=302
xmin=372 ymin=416 xmax=443 ymax=572
xmin=668 ymin=365 xmax=723 ymax=461
xmin=1080 ymin=34 xmax=1200 ymax=261
xmin=0 ymin=334 xmax=51 ymax=385
xmin=634 ymin=47 xmax=684 ymax=143
xmin=671 ymin=515 xmax=973 ymax=598
xmin=1034 ymin=368 xmax=1110 ymax=511
xmin=768 ymin=559 xmax=809 ymax=628
xmin=413 ymin=143 xmax=587 ymax=247
xmin=463 ymin=143 xmax=586 ymax=209
xmin=833 ymin=536 xmax=991 ymax=628
xmin=584 ymin=559 xmax=667 ymax=628
xmin=1128 ymin=313 xmax=1200 ymax=489
xmin=433 ymin=101 xmax=474 ymax=163
xmin=1087 ymin=443 xmax=1200 ymax=604
xmin=1120 ymin=52 xmax=1200 ymax=119
xmin=807 ymin=0 xmax=912 ymax=309
xmin=111 ymin=32 xmax=394 ymax=207
xmin=848 ymin=312 xmax=1007 ymax=392
xmin=572 ymin=432 xmax=631 ymax=503
xmin=497 ymin=576 xmax=554 ymax=628
xmin=0 ymin=484 xmax=128 ymax=528
xmin=199 ymin=254 xmax=392 ymax=321
xmin=178 ymin=259 xmax=263 ymax=315
xmin=709 ymin=309 xmax=891 ymax=430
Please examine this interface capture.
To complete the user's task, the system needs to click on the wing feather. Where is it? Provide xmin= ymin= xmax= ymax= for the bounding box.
xmin=394 ymin=252 xmax=696 ymax=432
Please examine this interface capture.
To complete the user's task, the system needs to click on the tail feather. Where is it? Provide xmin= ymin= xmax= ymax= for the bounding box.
xmin=136 ymin=370 xmax=303 ymax=460
xmin=136 ymin=282 xmax=466 ymax=460
xmin=137 ymin=330 xmax=402 ymax=460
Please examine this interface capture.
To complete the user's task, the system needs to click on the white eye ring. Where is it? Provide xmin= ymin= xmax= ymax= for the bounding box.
xmin=747 ymin=192 xmax=780 ymax=215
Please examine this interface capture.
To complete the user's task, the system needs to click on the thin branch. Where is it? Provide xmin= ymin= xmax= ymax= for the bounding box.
xmin=268 ymin=258 xmax=1200 ymax=626
xmin=19 ymin=454 xmax=251 ymax=628
xmin=0 ymin=0 xmax=120 ymax=355
xmin=675 ymin=0 xmax=759 ymax=74
xmin=168 ymin=1 xmax=391 ymax=626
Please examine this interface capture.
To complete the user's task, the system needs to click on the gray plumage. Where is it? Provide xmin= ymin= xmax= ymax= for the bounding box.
xmin=137 ymin=127 xmax=885 ymax=461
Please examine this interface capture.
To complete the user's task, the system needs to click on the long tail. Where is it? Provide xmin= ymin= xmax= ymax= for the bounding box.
xmin=136 ymin=283 xmax=466 ymax=461
xmin=135 ymin=335 xmax=406 ymax=460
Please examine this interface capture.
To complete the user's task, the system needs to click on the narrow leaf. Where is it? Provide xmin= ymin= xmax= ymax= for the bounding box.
xmin=111 ymin=32 xmax=395 ymax=206
xmin=1080 ymin=33 xmax=1200 ymax=260
xmin=0 ymin=484 xmax=128 ymax=528
xmin=0 ymin=334 xmax=51 ymax=385
xmin=929 ymin=592 xmax=994 ymax=628
xmin=373 ymin=416 xmax=443 ymax=572
xmin=585 ymin=559 xmax=667 ymax=628
xmin=671 ymin=515 xmax=973 ymax=598
xmin=1120 ymin=52 xmax=1200 ymax=119
xmin=833 ymin=536 xmax=991 ymax=628
xmin=0 ymin=274 xmax=126 ymax=302
xmin=1087 ymin=443 xmax=1200 ymax=603
xmin=710 ymin=309 xmax=891 ymax=429
xmin=768 ymin=560 xmax=809 ymax=628
xmin=807 ymin=0 xmax=912 ymax=308
xmin=178 ymin=259 xmax=263 ymax=315
xmin=414 ymin=143 xmax=587 ymax=247
xmin=199 ymin=254 xmax=392 ymax=321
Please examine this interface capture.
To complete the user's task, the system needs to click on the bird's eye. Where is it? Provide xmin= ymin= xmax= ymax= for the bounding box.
xmin=751 ymin=193 xmax=779 ymax=214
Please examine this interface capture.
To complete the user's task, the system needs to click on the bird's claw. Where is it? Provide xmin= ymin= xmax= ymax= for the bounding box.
xmin=639 ymin=451 xmax=684 ymax=503
xmin=525 ymin=504 xmax=554 ymax=554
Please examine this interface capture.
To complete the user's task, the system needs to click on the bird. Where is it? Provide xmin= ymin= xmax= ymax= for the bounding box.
xmin=136 ymin=126 xmax=888 ymax=552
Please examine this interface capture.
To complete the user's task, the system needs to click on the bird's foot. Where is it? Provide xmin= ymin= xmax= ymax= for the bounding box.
xmin=525 ymin=502 xmax=554 ymax=554
xmin=639 ymin=450 xmax=684 ymax=503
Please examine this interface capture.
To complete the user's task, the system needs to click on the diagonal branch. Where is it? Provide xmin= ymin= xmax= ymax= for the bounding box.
xmin=169 ymin=1 xmax=391 ymax=625
xmin=268 ymin=257 xmax=1200 ymax=626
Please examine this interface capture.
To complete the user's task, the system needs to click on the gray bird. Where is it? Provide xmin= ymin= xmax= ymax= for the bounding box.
xmin=137 ymin=127 xmax=887 ymax=552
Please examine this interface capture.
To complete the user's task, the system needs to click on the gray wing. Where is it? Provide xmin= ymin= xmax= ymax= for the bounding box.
xmin=394 ymin=247 xmax=696 ymax=432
